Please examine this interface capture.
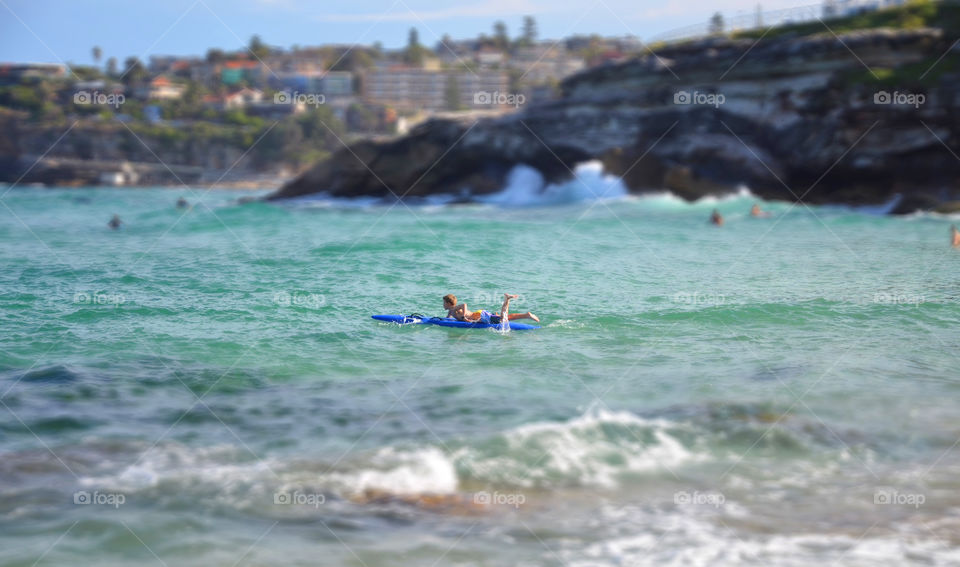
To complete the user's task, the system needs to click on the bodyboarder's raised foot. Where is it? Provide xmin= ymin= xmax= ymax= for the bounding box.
xmin=501 ymin=293 xmax=539 ymax=323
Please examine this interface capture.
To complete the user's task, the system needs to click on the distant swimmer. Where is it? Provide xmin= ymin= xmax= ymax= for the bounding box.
xmin=710 ymin=209 xmax=724 ymax=226
xmin=444 ymin=293 xmax=539 ymax=323
xmin=107 ymin=214 xmax=123 ymax=230
xmin=750 ymin=203 xmax=771 ymax=218
xmin=176 ymin=197 xmax=189 ymax=209
xmin=952 ymin=225 xmax=960 ymax=248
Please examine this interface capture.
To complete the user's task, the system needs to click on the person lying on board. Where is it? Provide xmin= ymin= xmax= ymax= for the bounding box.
xmin=443 ymin=293 xmax=539 ymax=324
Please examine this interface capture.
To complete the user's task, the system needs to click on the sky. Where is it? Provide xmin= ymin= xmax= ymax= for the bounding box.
xmin=0 ymin=0 xmax=803 ymax=66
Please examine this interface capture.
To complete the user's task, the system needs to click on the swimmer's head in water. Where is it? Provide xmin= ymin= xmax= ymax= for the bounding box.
xmin=443 ymin=294 xmax=456 ymax=308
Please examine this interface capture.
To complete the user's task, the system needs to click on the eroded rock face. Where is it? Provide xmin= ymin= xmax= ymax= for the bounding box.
xmin=270 ymin=114 xmax=591 ymax=201
xmin=270 ymin=27 xmax=960 ymax=210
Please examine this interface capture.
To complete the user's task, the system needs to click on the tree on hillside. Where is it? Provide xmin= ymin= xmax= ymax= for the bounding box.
xmin=92 ymin=46 xmax=102 ymax=66
xmin=443 ymin=74 xmax=461 ymax=111
xmin=206 ymin=48 xmax=226 ymax=63
xmin=476 ymin=33 xmax=493 ymax=50
xmin=352 ymin=73 xmax=364 ymax=95
xmin=493 ymin=21 xmax=509 ymax=50
xmin=248 ymin=35 xmax=270 ymax=59
xmin=519 ymin=16 xmax=538 ymax=47
xmin=579 ymin=34 xmax=604 ymax=62
xmin=72 ymin=65 xmax=104 ymax=80
xmin=156 ymin=80 xmax=199 ymax=121
xmin=3 ymin=83 xmax=57 ymax=118
xmin=347 ymin=102 xmax=379 ymax=133
xmin=330 ymin=48 xmax=373 ymax=72
xmin=404 ymin=28 xmax=425 ymax=66
xmin=708 ymin=12 xmax=725 ymax=35
xmin=296 ymin=105 xmax=343 ymax=143
xmin=121 ymin=56 xmax=148 ymax=85
xmin=822 ymin=0 xmax=839 ymax=19
xmin=508 ymin=68 xmax=523 ymax=94
xmin=439 ymin=33 xmax=454 ymax=53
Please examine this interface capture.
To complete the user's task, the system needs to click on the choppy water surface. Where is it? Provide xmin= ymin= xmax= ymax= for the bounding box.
xmin=1 ymin=181 xmax=959 ymax=566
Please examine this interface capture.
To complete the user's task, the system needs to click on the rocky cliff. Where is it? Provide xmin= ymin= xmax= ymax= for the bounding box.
xmin=270 ymin=16 xmax=960 ymax=212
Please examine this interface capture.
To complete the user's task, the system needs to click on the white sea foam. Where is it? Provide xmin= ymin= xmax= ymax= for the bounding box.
xmin=282 ymin=162 xmax=771 ymax=211
xmin=479 ymin=160 xmax=629 ymax=207
xmin=562 ymin=502 xmax=960 ymax=566
xmin=623 ymin=187 xmax=762 ymax=213
xmin=279 ymin=408 xmax=698 ymax=498
xmin=78 ymin=443 xmax=277 ymax=492
xmin=78 ymin=442 xmax=459 ymax=502
xmin=324 ymin=446 xmax=459 ymax=496
xmin=904 ymin=209 xmax=960 ymax=221
xmin=546 ymin=318 xmax=586 ymax=329
xmin=692 ymin=185 xmax=755 ymax=205
xmin=324 ymin=408 xmax=699 ymax=494
xmin=76 ymin=407 xmax=699 ymax=505
xmin=623 ymin=190 xmax=687 ymax=206
xmin=454 ymin=406 xmax=701 ymax=488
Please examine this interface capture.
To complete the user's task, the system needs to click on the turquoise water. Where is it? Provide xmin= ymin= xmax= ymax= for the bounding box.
xmin=1 ymin=184 xmax=959 ymax=566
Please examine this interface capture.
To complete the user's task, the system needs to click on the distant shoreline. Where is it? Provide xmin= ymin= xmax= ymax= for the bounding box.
xmin=1 ymin=181 xmax=284 ymax=191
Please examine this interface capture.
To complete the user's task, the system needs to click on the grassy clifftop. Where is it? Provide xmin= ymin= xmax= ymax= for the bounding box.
xmin=734 ymin=0 xmax=959 ymax=40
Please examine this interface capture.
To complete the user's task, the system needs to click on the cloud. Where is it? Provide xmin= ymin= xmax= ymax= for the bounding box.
xmin=314 ymin=0 xmax=548 ymax=23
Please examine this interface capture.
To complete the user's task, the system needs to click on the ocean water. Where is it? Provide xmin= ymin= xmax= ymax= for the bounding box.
xmin=2 ymin=169 xmax=959 ymax=566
